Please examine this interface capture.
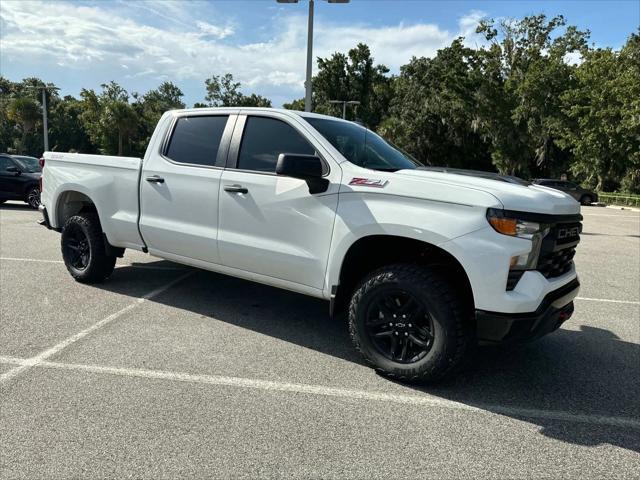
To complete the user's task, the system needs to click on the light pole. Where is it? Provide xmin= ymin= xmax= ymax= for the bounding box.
xmin=277 ymin=0 xmax=350 ymax=112
xmin=24 ymin=85 xmax=59 ymax=152
xmin=329 ymin=100 xmax=360 ymax=119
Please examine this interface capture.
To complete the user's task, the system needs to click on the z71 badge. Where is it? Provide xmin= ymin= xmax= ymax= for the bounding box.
xmin=349 ymin=177 xmax=389 ymax=188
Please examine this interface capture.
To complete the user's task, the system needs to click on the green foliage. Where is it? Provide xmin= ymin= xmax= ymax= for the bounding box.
xmin=311 ymin=43 xmax=391 ymax=128
xmin=6 ymin=96 xmax=41 ymax=154
xmin=558 ymin=33 xmax=640 ymax=191
xmin=379 ymin=39 xmax=491 ymax=169
xmin=473 ymin=14 xmax=589 ymax=176
xmin=202 ymin=73 xmax=271 ymax=107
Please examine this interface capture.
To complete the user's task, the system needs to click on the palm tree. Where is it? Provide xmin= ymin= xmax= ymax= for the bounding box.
xmin=6 ymin=97 xmax=40 ymax=153
xmin=103 ymin=101 xmax=138 ymax=155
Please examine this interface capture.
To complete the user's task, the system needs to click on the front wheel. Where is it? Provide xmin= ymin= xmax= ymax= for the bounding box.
xmin=348 ymin=264 xmax=473 ymax=383
xmin=26 ymin=186 xmax=40 ymax=209
xmin=61 ymin=213 xmax=117 ymax=283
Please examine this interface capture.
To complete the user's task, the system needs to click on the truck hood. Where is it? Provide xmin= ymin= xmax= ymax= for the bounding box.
xmin=390 ymin=168 xmax=580 ymax=215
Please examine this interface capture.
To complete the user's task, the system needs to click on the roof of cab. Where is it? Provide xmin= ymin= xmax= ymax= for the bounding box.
xmin=169 ymin=107 xmax=353 ymax=123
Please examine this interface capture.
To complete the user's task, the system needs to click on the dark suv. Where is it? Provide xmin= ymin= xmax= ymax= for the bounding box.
xmin=532 ymin=179 xmax=598 ymax=206
xmin=0 ymin=154 xmax=42 ymax=208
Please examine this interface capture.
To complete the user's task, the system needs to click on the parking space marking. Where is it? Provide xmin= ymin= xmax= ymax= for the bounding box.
xmin=0 ymin=257 xmax=188 ymax=270
xmin=0 ymin=271 xmax=194 ymax=385
xmin=581 ymin=214 xmax=640 ymax=219
xmin=576 ymin=297 xmax=640 ymax=305
xmin=0 ymin=356 xmax=638 ymax=430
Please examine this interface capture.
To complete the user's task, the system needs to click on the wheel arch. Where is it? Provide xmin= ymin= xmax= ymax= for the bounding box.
xmin=55 ymin=190 xmax=125 ymax=258
xmin=55 ymin=190 xmax=99 ymax=228
xmin=331 ymin=234 xmax=475 ymax=319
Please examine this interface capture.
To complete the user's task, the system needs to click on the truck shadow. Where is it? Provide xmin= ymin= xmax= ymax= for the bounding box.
xmin=106 ymin=263 xmax=640 ymax=454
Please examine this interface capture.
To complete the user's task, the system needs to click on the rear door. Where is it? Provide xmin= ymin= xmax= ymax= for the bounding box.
xmin=217 ymin=112 xmax=341 ymax=290
xmin=139 ymin=112 xmax=237 ymax=264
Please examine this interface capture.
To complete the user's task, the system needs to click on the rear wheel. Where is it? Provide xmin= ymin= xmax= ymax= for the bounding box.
xmin=580 ymin=195 xmax=593 ymax=206
xmin=26 ymin=186 xmax=40 ymax=209
xmin=348 ymin=264 xmax=473 ymax=383
xmin=61 ymin=213 xmax=116 ymax=283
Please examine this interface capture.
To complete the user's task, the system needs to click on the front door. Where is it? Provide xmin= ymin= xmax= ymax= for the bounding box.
xmin=217 ymin=113 xmax=340 ymax=290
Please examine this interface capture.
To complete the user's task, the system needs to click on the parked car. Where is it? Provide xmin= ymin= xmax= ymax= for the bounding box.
xmin=532 ymin=179 xmax=597 ymax=205
xmin=0 ymin=154 xmax=42 ymax=208
xmin=40 ymin=108 xmax=582 ymax=382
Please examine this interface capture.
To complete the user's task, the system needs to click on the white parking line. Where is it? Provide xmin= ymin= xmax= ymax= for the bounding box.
xmin=0 ymin=257 xmax=187 ymax=270
xmin=576 ymin=297 xmax=640 ymax=305
xmin=581 ymin=214 xmax=640 ymax=219
xmin=0 ymin=271 xmax=194 ymax=385
xmin=0 ymin=356 xmax=637 ymax=430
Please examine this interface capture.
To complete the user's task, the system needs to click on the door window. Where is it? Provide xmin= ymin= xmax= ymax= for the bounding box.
xmin=237 ymin=117 xmax=315 ymax=172
xmin=0 ymin=157 xmax=16 ymax=173
xmin=165 ymin=116 xmax=229 ymax=167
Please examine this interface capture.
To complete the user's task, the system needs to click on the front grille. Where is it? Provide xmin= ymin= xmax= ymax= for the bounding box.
xmin=536 ymin=220 xmax=582 ymax=278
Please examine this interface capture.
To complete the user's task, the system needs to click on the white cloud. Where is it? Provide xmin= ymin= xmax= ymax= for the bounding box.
xmin=0 ymin=1 xmax=487 ymax=102
xmin=196 ymin=21 xmax=235 ymax=39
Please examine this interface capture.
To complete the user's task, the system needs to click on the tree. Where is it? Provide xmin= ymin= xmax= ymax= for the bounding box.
xmin=6 ymin=97 xmax=40 ymax=154
xmin=283 ymin=98 xmax=305 ymax=111
xmin=380 ymin=39 xmax=491 ymax=169
xmin=310 ymin=43 xmax=391 ymax=128
xmin=79 ymin=82 xmax=138 ymax=155
xmin=558 ymin=32 xmax=640 ymax=191
xmin=49 ymin=95 xmax=95 ymax=153
xmin=475 ymin=15 xmax=589 ymax=176
xmin=202 ymin=74 xmax=271 ymax=107
xmin=133 ymin=81 xmax=185 ymax=154
xmin=102 ymin=100 xmax=138 ymax=155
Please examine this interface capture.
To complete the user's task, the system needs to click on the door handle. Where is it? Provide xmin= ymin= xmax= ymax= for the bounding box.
xmin=146 ymin=175 xmax=165 ymax=184
xmin=224 ymin=184 xmax=248 ymax=194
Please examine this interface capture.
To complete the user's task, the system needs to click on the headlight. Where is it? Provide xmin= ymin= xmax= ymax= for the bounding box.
xmin=486 ymin=209 xmax=542 ymax=238
xmin=487 ymin=208 xmax=550 ymax=270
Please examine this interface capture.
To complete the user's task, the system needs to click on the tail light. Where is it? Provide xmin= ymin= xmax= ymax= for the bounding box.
xmin=39 ymin=157 xmax=45 ymax=168
xmin=39 ymin=176 xmax=43 ymax=193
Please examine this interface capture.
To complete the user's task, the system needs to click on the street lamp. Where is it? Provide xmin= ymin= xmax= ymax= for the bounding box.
xmin=329 ymin=100 xmax=360 ymax=119
xmin=277 ymin=0 xmax=350 ymax=112
xmin=24 ymin=85 xmax=59 ymax=152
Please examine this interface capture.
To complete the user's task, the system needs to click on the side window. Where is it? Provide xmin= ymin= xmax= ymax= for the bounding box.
xmin=237 ymin=117 xmax=315 ymax=172
xmin=0 ymin=157 xmax=15 ymax=173
xmin=165 ymin=115 xmax=229 ymax=167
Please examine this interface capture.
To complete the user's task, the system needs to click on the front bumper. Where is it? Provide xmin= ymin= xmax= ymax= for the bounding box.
xmin=476 ymin=278 xmax=580 ymax=344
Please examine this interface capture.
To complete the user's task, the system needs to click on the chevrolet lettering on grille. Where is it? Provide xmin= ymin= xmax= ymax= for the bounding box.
xmin=557 ymin=226 xmax=581 ymax=240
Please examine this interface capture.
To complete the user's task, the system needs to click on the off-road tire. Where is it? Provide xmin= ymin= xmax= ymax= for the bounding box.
xmin=61 ymin=213 xmax=116 ymax=283
xmin=348 ymin=263 xmax=473 ymax=383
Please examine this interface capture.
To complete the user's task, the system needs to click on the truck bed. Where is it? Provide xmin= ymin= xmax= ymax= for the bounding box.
xmin=41 ymin=152 xmax=145 ymax=251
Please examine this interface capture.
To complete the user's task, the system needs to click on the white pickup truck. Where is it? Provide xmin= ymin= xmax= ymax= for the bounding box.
xmin=40 ymin=108 xmax=582 ymax=382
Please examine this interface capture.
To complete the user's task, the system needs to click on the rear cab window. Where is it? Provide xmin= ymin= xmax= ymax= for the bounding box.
xmin=165 ymin=115 xmax=229 ymax=167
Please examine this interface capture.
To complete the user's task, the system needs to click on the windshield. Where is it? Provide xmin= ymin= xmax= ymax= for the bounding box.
xmin=13 ymin=156 xmax=40 ymax=173
xmin=304 ymin=118 xmax=421 ymax=171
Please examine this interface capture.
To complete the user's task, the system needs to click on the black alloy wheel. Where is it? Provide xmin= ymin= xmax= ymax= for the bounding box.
xmin=348 ymin=263 xmax=473 ymax=383
xmin=365 ymin=289 xmax=434 ymax=363
xmin=63 ymin=223 xmax=91 ymax=270
xmin=61 ymin=213 xmax=117 ymax=283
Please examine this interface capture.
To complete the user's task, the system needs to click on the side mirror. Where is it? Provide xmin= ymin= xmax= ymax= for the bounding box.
xmin=276 ymin=154 xmax=329 ymax=194
xmin=6 ymin=166 xmax=20 ymax=175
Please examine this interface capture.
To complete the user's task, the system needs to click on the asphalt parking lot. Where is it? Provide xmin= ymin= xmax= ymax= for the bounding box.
xmin=1 ymin=202 xmax=639 ymax=479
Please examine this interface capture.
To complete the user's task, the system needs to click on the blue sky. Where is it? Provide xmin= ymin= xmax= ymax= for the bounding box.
xmin=1 ymin=0 xmax=638 ymax=107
